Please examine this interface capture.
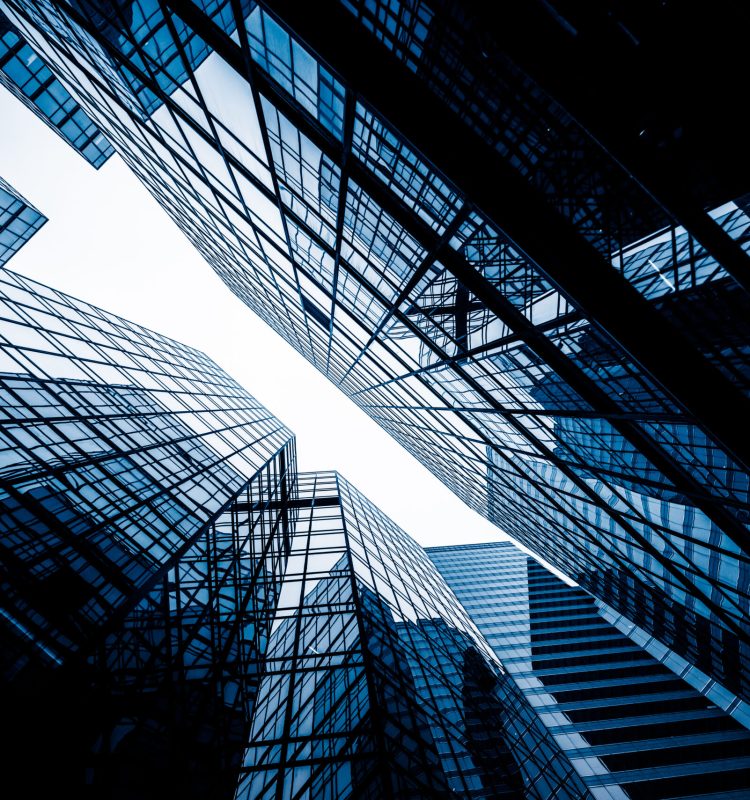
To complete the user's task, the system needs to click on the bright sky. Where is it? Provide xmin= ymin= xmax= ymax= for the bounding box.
xmin=0 ymin=86 xmax=510 ymax=549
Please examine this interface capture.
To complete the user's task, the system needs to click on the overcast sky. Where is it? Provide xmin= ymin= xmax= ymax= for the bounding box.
xmin=0 ymin=87 xmax=512 ymax=549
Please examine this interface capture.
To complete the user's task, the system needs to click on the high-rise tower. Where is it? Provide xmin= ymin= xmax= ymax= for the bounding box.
xmin=0 ymin=266 xmax=295 ymax=793
xmin=2 ymin=0 xmax=748 ymax=716
xmin=238 ymin=472 xmax=589 ymax=800
xmin=429 ymin=542 xmax=750 ymax=800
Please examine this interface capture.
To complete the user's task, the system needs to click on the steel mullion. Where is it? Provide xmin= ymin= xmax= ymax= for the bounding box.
xmin=324 ymin=89 xmax=356 ymax=374
xmin=259 ymin=0 xmax=750 ymax=477
xmin=243 ymin=60 xmax=750 ymax=559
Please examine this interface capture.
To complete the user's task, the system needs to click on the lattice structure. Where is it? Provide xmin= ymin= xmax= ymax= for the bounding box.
xmin=3 ymin=0 xmax=749 ymax=716
xmin=0 ymin=175 xmax=46 ymax=266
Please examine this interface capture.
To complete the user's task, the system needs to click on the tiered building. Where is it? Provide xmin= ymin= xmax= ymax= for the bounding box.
xmin=429 ymin=542 xmax=750 ymax=800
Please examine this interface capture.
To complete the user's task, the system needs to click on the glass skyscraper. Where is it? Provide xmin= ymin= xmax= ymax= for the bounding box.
xmin=0 ymin=266 xmax=295 ymax=793
xmin=0 ymin=175 xmax=46 ymax=266
xmin=0 ymin=3 xmax=749 ymax=795
xmin=238 ymin=471 xmax=588 ymax=800
xmin=0 ymin=263 xmax=293 ymax=662
xmin=0 ymin=268 xmax=585 ymax=798
xmin=0 ymin=8 xmax=114 ymax=167
xmin=428 ymin=541 xmax=750 ymax=800
xmin=2 ymin=1 xmax=747 ymax=706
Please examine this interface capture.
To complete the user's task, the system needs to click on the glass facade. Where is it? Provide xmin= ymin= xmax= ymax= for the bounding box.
xmin=2 ymin=0 xmax=748 ymax=716
xmin=0 ymin=266 xmax=296 ymax=794
xmin=0 ymin=175 xmax=46 ymax=266
xmin=0 ymin=9 xmax=114 ymax=167
xmin=429 ymin=542 xmax=750 ymax=800
xmin=6 ymin=447 xmax=296 ymax=797
xmin=0 ymin=266 xmax=292 ymax=668
xmin=238 ymin=471 xmax=589 ymax=800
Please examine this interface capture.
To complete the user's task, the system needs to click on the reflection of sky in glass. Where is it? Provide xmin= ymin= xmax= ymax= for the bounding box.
xmin=0 ymin=268 xmax=293 ymax=665
xmin=0 ymin=175 xmax=46 ymax=266
xmin=4 ymin=0 xmax=748 ymax=711
xmin=243 ymin=471 xmax=589 ymax=799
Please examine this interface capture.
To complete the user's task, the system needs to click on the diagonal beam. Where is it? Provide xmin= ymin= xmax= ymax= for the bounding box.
xmin=260 ymin=0 xmax=750 ymax=475
xmin=487 ymin=1 xmax=750 ymax=294
xmin=158 ymin=0 xmax=750 ymax=556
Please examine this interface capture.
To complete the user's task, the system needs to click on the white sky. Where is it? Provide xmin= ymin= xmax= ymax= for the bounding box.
xmin=0 ymin=87 xmax=510 ymax=548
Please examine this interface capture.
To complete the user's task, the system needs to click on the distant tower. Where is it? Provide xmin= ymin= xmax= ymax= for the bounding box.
xmin=429 ymin=541 xmax=750 ymax=800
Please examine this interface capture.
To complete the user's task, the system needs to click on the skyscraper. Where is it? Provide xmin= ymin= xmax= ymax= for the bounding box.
xmin=428 ymin=541 xmax=750 ymax=800
xmin=0 ymin=263 xmax=748 ymax=796
xmin=0 ymin=267 xmax=584 ymax=798
xmin=0 ymin=175 xmax=46 ymax=266
xmin=238 ymin=471 xmax=588 ymax=800
xmin=0 ymin=265 xmax=295 ymax=793
xmin=0 ymin=8 xmax=114 ymax=167
xmin=1 ymin=0 xmax=748 ymax=756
